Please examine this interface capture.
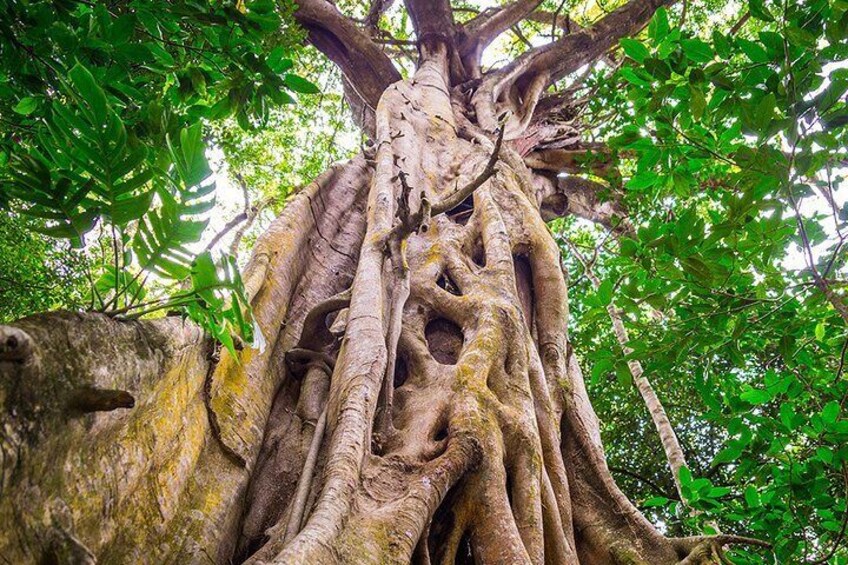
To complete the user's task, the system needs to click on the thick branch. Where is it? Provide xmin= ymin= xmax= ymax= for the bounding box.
xmin=0 ymin=325 xmax=33 ymax=361
xmin=528 ymin=0 xmax=674 ymax=83
xmin=203 ymin=211 xmax=247 ymax=253
xmin=525 ymin=145 xmax=622 ymax=177
xmin=433 ymin=126 xmax=504 ymax=216
xmin=675 ymin=534 xmax=772 ymax=553
xmin=525 ymin=8 xmax=573 ymax=32
xmin=229 ymin=196 xmax=275 ymax=257
xmin=67 ymin=387 xmax=135 ymax=414
xmin=472 ymin=0 xmax=674 ymax=133
xmin=295 ymin=0 xmax=401 ymax=113
xmin=534 ymin=172 xmax=629 ymax=234
xmin=521 ymin=0 xmax=676 ymax=87
xmin=284 ymin=368 xmax=331 ymax=542
xmin=462 ymin=0 xmax=544 ymax=50
xmin=386 ymin=127 xmax=504 ymax=243
xmin=404 ymin=0 xmax=455 ymax=47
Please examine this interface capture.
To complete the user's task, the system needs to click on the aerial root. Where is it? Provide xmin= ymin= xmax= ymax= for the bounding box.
xmin=284 ymin=405 xmax=328 ymax=542
xmin=285 ymin=348 xmax=336 ymax=376
xmin=294 ymin=287 xmax=352 ymax=352
xmin=412 ymin=523 xmax=433 ymax=565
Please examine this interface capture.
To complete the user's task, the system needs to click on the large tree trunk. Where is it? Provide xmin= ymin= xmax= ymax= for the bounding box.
xmin=0 ymin=7 xmax=740 ymax=565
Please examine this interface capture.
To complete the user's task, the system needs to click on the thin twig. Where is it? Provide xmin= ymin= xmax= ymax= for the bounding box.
xmin=730 ymin=11 xmax=751 ymax=35
xmin=431 ymin=125 xmax=504 ymax=216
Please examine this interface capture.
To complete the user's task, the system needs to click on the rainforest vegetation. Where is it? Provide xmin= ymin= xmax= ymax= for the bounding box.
xmin=1 ymin=0 xmax=847 ymax=563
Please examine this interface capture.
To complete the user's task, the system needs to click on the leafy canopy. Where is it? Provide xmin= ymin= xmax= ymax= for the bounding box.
xmin=552 ymin=0 xmax=848 ymax=562
xmin=0 ymin=0 xmax=317 ymax=352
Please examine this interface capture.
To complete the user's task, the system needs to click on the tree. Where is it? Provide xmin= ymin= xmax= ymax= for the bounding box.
xmin=1 ymin=0 xmax=845 ymax=564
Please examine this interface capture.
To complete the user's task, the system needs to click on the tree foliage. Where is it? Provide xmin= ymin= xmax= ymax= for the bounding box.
xmin=0 ymin=212 xmax=89 ymax=322
xmin=0 ymin=0 xmax=314 ymax=352
xmin=555 ymin=1 xmax=848 ymax=562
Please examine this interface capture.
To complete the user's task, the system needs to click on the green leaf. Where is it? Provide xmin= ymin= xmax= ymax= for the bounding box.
xmin=690 ymin=84 xmax=706 ymax=121
xmin=168 ymin=124 xmax=212 ymax=187
xmin=682 ymin=256 xmax=712 ymax=282
xmin=780 ymin=402 xmax=799 ymax=430
xmin=786 ymin=25 xmax=817 ymax=48
xmin=181 ymin=251 xmax=255 ymax=358
xmin=748 ymin=0 xmax=774 ymax=21
xmin=822 ymin=401 xmax=840 ymax=425
xmin=109 ymin=190 xmax=154 ymax=226
xmin=591 ymin=357 xmax=614 ymax=385
xmin=627 ymin=171 xmax=657 ymax=191
xmin=145 ymin=41 xmax=176 ymax=67
xmin=816 ymin=447 xmax=834 ymax=465
xmin=620 ymin=39 xmax=650 ymax=64
xmin=69 ymin=63 xmax=108 ymax=123
xmin=284 ymin=74 xmax=320 ymax=94
xmin=616 ymin=362 xmax=633 ymax=387
xmin=191 ymin=251 xmax=219 ymax=292
xmin=681 ymin=39 xmax=713 ymax=63
xmin=597 ymin=280 xmax=614 ymax=307
xmin=753 ymin=93 xmax=777 ymax=133
xmin=738 ymin=39 xmax=770 ymax=63
xmin=648 ymin=8 xmax=670 ymax=43
xmin=643 ymin=496 xmax=669 ymax=507
xmin=815 ymin=322 xmax=825 ymax=341
xmin=13 ymin=97 xmax=38 ymax=115
xmin=708 ymin=486 xmax=731 ymax=498
xmin=712 ymin=31 xmax=732 ymax=58
xmin=713 ymin=444 xmax=742 ymax=465
xmin=621 ymin=68 xmax=652 ymax=87
xmin=744 ymin=486 xmax=761 ymax=508
xmin=740 ymin=388 xmax=772 ymax=405
xmin=267 ymin=47 xmax=293 ymax=73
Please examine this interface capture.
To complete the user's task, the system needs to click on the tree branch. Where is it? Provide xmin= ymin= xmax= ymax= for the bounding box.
xmin=364 ymin=0 xmax=395 ymax=34
xmin=295 ymin=0 xmax=401 ymax=114
xmin=565 ymin=238 xmax=688 ymax=502
xmin=537 ymin=173 xmax=630 ymax=233
xmin=523 ymin=0 xmax=676 ymax=87
xmin=608 ymin=465 xmax=679 ymax=501
xmin=285 ymin=405 xmax=327 ymax=540
xmin=203 ymin=211 xmax=248 ymax=253
xmin=730 ymin=11 xmax=751 ymax=35
xmin=790 ymin=191 xmax=848 ymax=325
xmin=461 ymin=0 xmax=544 ymax=52
xmin=404 ymin=0 xmax=455 ymax=46
xmin=385 ymin=126 xmax=504 ymax=243
xmin=228 ymin=196 xmax=275 ymax=257
xmin=525 ymin=145 xmax=618 ymax=173
xmin=471 ymin=0 xmax=675 ymax=133
xmin=525 ymin=8 xmax=572 ymax=32
xmin=67 ymin=386 xmax=135 ymax=414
